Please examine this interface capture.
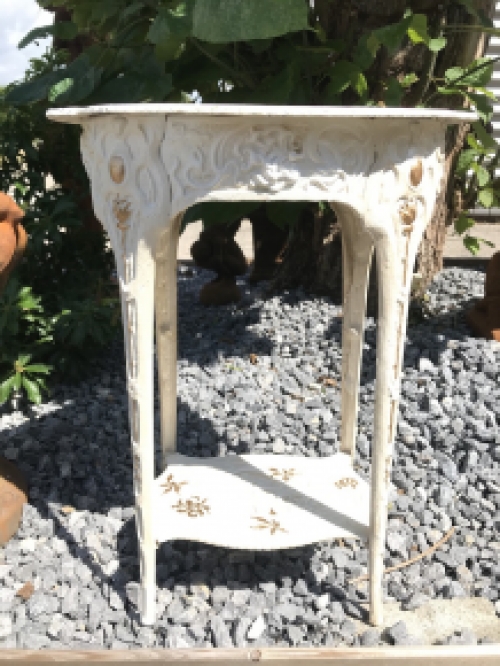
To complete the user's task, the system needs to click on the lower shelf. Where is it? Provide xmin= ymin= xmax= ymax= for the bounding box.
xmin=153 ymin=453 xmax=370 ymax=550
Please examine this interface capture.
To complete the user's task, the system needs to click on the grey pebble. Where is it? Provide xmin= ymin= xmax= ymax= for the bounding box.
xmin=0 ymin=266 xmax=495 ymax=650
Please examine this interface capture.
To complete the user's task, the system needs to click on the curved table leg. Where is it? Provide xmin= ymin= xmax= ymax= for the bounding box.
xmin=155 ymin=215 xmax=183 ymax=470
xmin=335 ymin=205 xmax=374 ymax=461
xmin=369 ymin=222 xmax=418 ymax=626
xmin=121 ymin=239 xmax=157 ymax=626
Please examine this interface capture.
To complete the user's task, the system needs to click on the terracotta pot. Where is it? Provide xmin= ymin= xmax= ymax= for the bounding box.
xmin=0 ymin=192 xmax=27 ymax=294
xmin=0 ymin=456 xmax=28 ymax=547
xmin=466 ymin=251 xmax=500 ymax=342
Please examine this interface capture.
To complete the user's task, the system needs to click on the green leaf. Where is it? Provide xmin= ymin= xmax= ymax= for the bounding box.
xmin=400 ymin=73 xmax=419 ymax=88
xmin=23 ymin=364 xmax=52 ymax=375
xmin=472 ymin=121 xmax=498 ymax=152
xmin=353 ymin=71 xmax=368 ymax=101
xmin=192 ymin=0 xmax=308 ymax=43
xmin=471 ymin=162 xmax=490 ymax=186
xmin=454 ymin=213 xmax=475 ymax=235
xmin=352 ymin=32 xmax=380 ymax=72
xmin=467 ymin=92 xmax=493 ymax=122
xmin=457 ymin=58 xmax=494 ymax=87
xmin=147 ymin=2 xmax=193 ymax=62
xmin=436 ymin=85 xmax=462 ymax=96
xmin=478 ymin=187 xmax=494 ymax=208
xmin=90 ymin=70 xmax=172 ymax=103
xmin=0 ymin=376 xmax=16 ymax=405
xmin=478 ymin=238 xmax=495 ymax=248
xmin=353 ymin=33 xmax=380 ymax=70
xmin=327 ymin=61 xmax=367 ymax=100
xmin=7 ymin=51 xmax=97 ymax=105
xmin=18 ymin=21 xmax=78 ymax=49
xmin=473 ymin=86 xmax=497 ymax=100
xmin=384 ymin=78 xmax=405 ymax=106
xmin=463 ymin=234 xmax=480 ymax=255
xmin=445 ymin=67 xmax=465 ymax=84
xmin=49 ymin=66 xmax=102 ymax=104
xmin=374 ymin=14 xmax=412 ymax=53
xmin=17 ymin=354 xmax=32 ymax=367
xmin=5 ymin=70 xmax=65 ymax=104
xmin=407 ymin=14 xmax=445 ymax=52
xmin=22 ymin=376 xmax=42 ymax=404
xmin=428 ymin=37 xmax=447 ymax=52
xmin=48 ymin=78 xmax=74 ymax=103
xmin=407 ymin=14 xmax=429 ymax=45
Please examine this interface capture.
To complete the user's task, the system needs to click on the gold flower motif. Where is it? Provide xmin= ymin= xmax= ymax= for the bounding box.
xmin=251 ymin=508 xmax=287 ymax=535
xmin=161 ymin=474 xmax=188 ymax=494
xmin=269 ymin=467 xmax=296 ymax=482
xmin=172 ymin=496 xmax=210 ymax=518
xmin=335 ymin=477 xmax=358 ymax=490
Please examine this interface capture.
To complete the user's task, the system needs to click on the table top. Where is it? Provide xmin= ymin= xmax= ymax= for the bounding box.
xmin=47 ymin=103 xmax=476 ymax=125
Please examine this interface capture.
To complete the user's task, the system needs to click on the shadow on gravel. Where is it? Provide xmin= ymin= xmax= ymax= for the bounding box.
xmin=1 ymin=267 xmax=486 ymax=626
xmin=177 ymin=279 xmax=274 ymax=365
xmin=2 ymin=383 xmax=367 ymax=624
xmin=322 ymin=290 xmax=484 ymax=391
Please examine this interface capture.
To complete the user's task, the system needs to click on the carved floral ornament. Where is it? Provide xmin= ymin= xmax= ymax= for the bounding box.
xmin=79 ymin=116 xmax=446 ymax=243
xmin=163 ymin=118 xmax=377 ymax=203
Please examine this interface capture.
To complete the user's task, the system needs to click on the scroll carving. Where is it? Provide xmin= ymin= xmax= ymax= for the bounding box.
xmin=163 ymin=118 xmax=375 ymax=211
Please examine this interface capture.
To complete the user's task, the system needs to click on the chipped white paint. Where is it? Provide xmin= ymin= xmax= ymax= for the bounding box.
xmin=47 ymin=103 xmax=475 ymax=628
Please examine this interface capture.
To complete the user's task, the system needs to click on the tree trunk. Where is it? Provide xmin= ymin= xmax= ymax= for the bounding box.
xmin=274 ymin=1 xmax=494 ymax=302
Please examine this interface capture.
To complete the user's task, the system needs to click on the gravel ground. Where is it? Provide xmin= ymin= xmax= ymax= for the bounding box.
xmin=1 ymin=265 xmax=499 ymax=650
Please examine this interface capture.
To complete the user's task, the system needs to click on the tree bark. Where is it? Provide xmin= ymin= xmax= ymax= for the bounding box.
xmin=274 ymin=1 xmax=494 ymax=302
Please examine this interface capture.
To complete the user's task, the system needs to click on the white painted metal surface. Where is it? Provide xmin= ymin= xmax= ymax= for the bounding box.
xmin=154 ymin=453 xmax=370 ymax=548
xmin=47 ymin=103 xmax=474 ymax=628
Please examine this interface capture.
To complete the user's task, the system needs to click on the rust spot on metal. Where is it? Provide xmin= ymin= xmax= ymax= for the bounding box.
xmin=410 ymin=159 xmax=423 ymax=187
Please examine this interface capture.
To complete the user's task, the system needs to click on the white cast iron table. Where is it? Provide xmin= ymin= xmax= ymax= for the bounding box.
xmin=48 ymin=104 xmax=474 ymax=627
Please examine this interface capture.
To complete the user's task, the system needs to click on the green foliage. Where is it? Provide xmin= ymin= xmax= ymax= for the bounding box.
xmin=0 ymin=55 xmax=119 ymax=407
xmin=18 ymin=21 xmax=78 ymax=50
xmin=0 ymin=1 xmax=496 ymax=389
xmin=453 ymin=101 xmax=500 ymax=254
xmin=11 ymin=2 xmax=453 ymax=108
xmin=191 ymin=0 xmax=308 ymax=43
xmin=22 ymin=2 xmax=496 ymax=250
xmin=0 ymin=279 xmax=53 ymax=404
